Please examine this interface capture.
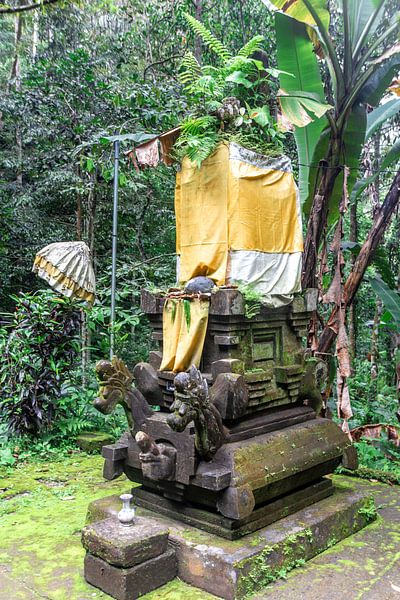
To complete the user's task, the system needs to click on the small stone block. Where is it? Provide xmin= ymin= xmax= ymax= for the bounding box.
xmin=84 ymin=548 xmax=176 ymax=600
xmin=82 ymin=516 xmax=169 ymax=568
xmin=211 ymin=359 xmax=244 ymax=379
xmin=102 ymin=443 xmax=128 ymax=461
xmin=209 ymin=289 xmax=245 ymax=315
xmin=76 ymin=432 xmax=115 ymax=453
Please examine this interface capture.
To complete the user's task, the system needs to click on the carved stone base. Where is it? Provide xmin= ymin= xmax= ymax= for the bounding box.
xmin=133 ymin=478 xmax=333 ymax=539
xmin=86 ymin=481 xmax=375 ymax=600
xmin=84 ymin=550 xmax=176 ymax=600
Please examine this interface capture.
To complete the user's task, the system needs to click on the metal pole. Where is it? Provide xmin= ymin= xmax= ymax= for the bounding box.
xmin=110 ymin=139 xmax=120 ymax=359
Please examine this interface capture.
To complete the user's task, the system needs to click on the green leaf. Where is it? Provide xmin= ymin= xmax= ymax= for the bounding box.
xmin=344 ymin=0 xmax=385 ymax=52
xmin=275 ymin=13 xmax=328 ymax=207
xmin=183 ymin=299 xmax=191 ymax=331
xmin=366 ymin=98 xmax=400 ymax=140
xmin=351 ymin=139 xmax=400 ymax=203
xmin=237 ymin=35 xmax=265 ymax=58
xmin=99 ymin=132 xmax=157 ymax=145
xmin=262 ymin=0 xmax=330 ymax=29
xmin=86 ymin=158 xmax=95 ymax=173
xmin=250 ymin=106 xmax=271 ymax=127
xmin=357 ymin=53 xmax=400 ymax=106
xmin=327 ymin=103 xmax=367 ymax=225
xmin=183 ymin=12 xmax=231 ymax=62
xmin=370 ymin=277 xmax=400 ymax=328
xmin=225 ymin=71 xmax=253 ymax=88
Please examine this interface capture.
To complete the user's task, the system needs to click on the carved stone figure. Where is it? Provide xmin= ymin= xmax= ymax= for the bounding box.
xmin=167 ymin=365 xmax=227 ymax=461
xmin=135 ymin=431 xmax=177 ymax=481
xmin=94 ymin=358 xmax=152 ymax=434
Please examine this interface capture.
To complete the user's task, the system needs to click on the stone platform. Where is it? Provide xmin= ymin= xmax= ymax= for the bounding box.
xmin=86 ymin=479 xmax=376 ymax=600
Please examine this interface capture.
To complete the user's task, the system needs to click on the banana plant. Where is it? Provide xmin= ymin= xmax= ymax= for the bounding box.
xmin=262 ymin=0 xmax=400 ymax=288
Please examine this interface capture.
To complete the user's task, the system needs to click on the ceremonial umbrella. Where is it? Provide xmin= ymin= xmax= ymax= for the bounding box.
xmin=32 ymin=241 xmax=95 ymax=304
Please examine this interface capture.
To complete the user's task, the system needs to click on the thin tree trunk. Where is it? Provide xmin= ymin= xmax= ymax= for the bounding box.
xmin=301 ymin=137 xmax=342 ymax=289
xmin=194 ymin=0 xmax=202 ymax=62
xmin=8 ymin=8 xmax=23 ymax=188
xmin=317 ymin=170 xmax=400 ymax=355
xmin=370 ymin=299 xmax=382 ymax=379
xmin=32 ymin=9 xmax=39 ymax=59
xmin=348 ymin=198 xmax=358 ymax=359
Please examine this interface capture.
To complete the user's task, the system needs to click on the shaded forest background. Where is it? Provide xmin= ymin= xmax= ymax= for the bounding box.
xmin=0 ymin=0 xmax=399 ymax=473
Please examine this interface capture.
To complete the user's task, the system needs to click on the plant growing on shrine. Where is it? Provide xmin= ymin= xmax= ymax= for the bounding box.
xmin=175 ymin=12 xmax=331 ymax=165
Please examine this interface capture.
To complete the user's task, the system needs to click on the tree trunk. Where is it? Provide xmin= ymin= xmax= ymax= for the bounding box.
xmin=370 ymin=298 xmax=382 ymax=379
xmin=301 ymin=138 xmax=342 ymax=289
xmin=8 ymin=8 xmax=23 ymax=188
xmin=317 ymin=170 xmax=400 ymax=355
xmin=32 ymin=9 xmax=39 ymax=59
xmin=348 ymin=198 xmax=358 ymax=359
xmin=194 ymin=0 xmax=203 ymax=62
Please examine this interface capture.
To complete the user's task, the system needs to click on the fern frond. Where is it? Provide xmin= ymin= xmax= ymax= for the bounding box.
xmin=183 ymin=12 xmax=232 ymax=62
xmin=173 ymin=115 xmax=219 ymax=168
xmin=178 ymin=51 xmax=201 ymax=86
xmin=238 ymin=35 xmax=265 ymax=58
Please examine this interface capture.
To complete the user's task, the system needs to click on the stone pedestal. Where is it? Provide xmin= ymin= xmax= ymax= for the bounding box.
xmin=82 ymin=516 xmax=176 ymax=600
xmin=86 ymin=481 xmax=376 ymax=600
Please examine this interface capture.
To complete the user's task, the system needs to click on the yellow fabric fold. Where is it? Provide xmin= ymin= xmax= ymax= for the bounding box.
xmin=175 ymin=142 xmax=303 ymax=285
xmin=175 ymin=144 xmax=229 ymax=285
xmin=160 ymin=297 xmax=210 ymax=373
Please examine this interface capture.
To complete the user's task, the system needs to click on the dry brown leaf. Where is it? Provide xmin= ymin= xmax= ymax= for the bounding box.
xmin=135 ymin=138 xmax=159 ymax=167
xmin=337 ymin=371 xmax=353 ymax=421
xmin=340 ymin=166 xmax=350 ymax=214
xmin=159 ymin=127 xmax=180 ymax=165
xmin=350 ymin=423 xmax=400 ymax=447
xmin=388 ymin=77 xmax=400 ymax=97
xmin=337 ymin=314 xmax=351 ymax=378
xmin=323 ymin=262 xmax=341 ymax=304
xmin=126 ymin=149 xmax=139 ymax=172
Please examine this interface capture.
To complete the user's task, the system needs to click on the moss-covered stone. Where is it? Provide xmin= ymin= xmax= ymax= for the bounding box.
xmin=0 ymin=455 xmax=213 ymax=600
xmin=76 ymin=431 xmax=115 ymax=453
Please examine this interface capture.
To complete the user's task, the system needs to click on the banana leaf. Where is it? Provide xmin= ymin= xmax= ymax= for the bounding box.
xmin=357 ymin=53 xmax=400 ymax=106
xmin=342 ymin=0 xmax=385 ymax=51
xmin=276 ymin=13 xmax=328 ymax=208
xmin=351 ymin=140 xmax=400 ymax=203
xmin=262 ymin=0 xmax=329 ymax=29
xmin=366 ymin=98 xmax=400 ymax=139
xmin=370 ymin=277 xmax=400 ymax=329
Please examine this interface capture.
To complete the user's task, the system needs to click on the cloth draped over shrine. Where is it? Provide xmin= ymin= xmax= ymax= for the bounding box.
xmin=175 ymin=142 xmax=303 ymax=307
xmin=160 ymin=297 xmax=209 ymax=372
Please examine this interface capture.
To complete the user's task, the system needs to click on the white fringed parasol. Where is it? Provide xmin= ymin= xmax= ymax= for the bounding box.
xmin=32 ymin=241 xmax=96 ymax=304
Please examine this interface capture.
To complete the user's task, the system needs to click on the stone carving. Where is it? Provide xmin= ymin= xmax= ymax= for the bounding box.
xmin=167 ymin=365 xmax=226 ymax=461
xmin=94 ymin=358 xmax=152 ymax=434
xmin=135 ymin=431 xmax=177 ymax=481
xmin=299 ymin=357 xmax=328 ymax=415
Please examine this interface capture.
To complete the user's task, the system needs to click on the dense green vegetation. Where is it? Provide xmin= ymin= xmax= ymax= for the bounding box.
xmin=0 ymin=0 xmax=399 ymax=478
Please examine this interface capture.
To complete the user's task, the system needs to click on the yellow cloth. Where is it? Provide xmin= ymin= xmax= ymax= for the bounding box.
xmin=160 ymin=297 xmax=210 ymax=373
xmin=175 ymin=143 xmax=303 ymax=285
xmin=175 ymin=147 xmax=229 ymax=284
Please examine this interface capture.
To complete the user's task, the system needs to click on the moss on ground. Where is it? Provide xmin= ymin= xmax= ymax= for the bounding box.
xmin=0 ymin=455 xmax=216 ymax=600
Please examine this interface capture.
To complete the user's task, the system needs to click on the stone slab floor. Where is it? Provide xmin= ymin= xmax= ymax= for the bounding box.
xmin=0 ymin=454 xmax=399 ymax=600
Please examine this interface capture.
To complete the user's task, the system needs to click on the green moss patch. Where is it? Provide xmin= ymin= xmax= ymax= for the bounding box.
xmin=0 ymin=455 xmax=215 ymax=599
